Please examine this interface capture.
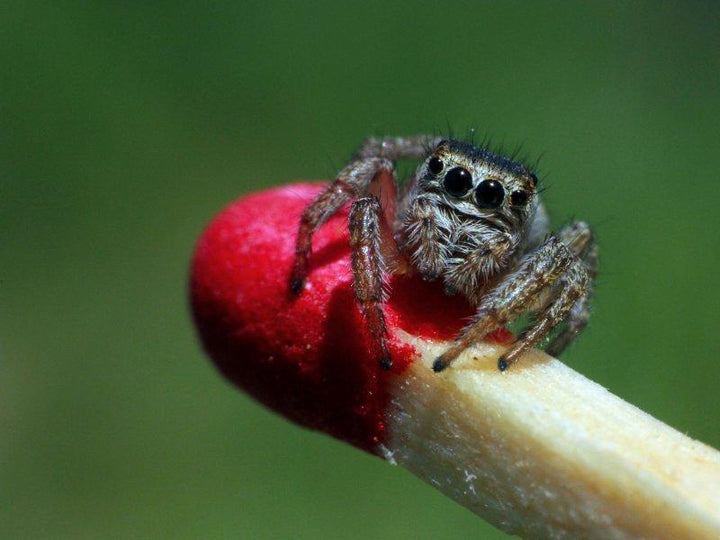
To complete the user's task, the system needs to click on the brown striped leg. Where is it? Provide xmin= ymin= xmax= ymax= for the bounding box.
xmin=349 ymin=197 xmax=393 ymax=370
xmin=432 ymin=237 xmax=579 ymax=372
xmin=546 ymin=222 xmax=599 ymax=357
xmin=290 ymin=158 xmax=393 ymax=294
xmin=291 ymin=135 xmax=442 ymax=295
xmin=498 ymin=262 xmax=589 ymax=370
xmin=354 ymin=135 xmax=440 ymax=160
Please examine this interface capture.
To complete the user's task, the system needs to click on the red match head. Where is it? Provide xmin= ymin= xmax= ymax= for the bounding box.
xmin=190 ymin=183 xmax=511 ymax=453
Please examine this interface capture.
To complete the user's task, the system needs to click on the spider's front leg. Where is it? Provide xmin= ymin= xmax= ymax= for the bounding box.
xmin=289 ymin=157 xmax=394 ymax=294
xmin=432 ymin=236 xmax=590 ymax=372
xmin=355 ymin=134 xmax=440 ymax=160
xmin=349 ymin=197 xmax=394 ymax=370
xmin=290 ymin=135 xmax=436 ymax=295
xmin=496 ymin=258 xmax=589 ymax=371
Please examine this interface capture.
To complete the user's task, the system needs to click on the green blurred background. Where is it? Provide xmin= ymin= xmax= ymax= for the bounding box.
xmin=2 ymin=1 xmax=719 ymax=538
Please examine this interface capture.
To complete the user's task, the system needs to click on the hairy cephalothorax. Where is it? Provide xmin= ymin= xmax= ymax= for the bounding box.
xmin=289 ymin=135 xmax=597 ymax=372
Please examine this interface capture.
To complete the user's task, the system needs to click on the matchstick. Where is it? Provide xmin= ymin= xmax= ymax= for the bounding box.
xmin=190 ymin=183 xmax=720 ymax=538
xmin=384 ymin=335 xmax=720 ymax=538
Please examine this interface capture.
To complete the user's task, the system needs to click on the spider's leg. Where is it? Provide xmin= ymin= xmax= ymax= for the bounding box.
xmin=432 ymin=236 xmax=578 ymax=372
xmin=546 ymin=222 xmax=599 ymax=357
xmin=358 ymin=135 xmax=439 ymax=226
xmin=291 ymin=135 xmax=439 ymax=294
xmin=290 ymin=157 xmax=393 ymax=294
xmin=349 ymin=196 xmax=393 ymax=370
xmin=355 ymin=134 xmax=440 ymax=160
xmin=497 ymin=260 xmax=589 ymax=370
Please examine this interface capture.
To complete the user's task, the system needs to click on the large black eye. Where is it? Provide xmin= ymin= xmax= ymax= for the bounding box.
xmin=428 ymin=157 xmax=443 ymax=174
xmin=475 ymin=180 xmax=505 ymax=208
xmin=443 ymin=167 xmax=473 ymax=197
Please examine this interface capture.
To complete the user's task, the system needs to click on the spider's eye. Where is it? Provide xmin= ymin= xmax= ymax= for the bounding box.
xmin=475 ymin=180 xmax=505 ymax=209
xmin=529 ymin=173 xmax=538 ymax=187
xmin=428 ymin=157 xmax=443 ymax=174
xmin=443 ymin=167 xmax=473 ymax=197
xmin=511 ymin=189 xmax=528 ymax=206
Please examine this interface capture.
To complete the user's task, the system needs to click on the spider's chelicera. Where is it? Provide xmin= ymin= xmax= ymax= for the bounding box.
xmin=290 ymin=135 xmax=597 ymax=372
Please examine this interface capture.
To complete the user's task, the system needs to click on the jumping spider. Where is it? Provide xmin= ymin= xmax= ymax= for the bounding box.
xmin=290 ymin=135 xmax=597 ymax=372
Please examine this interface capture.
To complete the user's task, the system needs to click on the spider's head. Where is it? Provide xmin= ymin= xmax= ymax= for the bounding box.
xmin=419 ymin=139 xmax=539 ymax=225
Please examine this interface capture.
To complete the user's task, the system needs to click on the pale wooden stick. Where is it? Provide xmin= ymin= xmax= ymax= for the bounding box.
xmin=380 ymin=333 xmax=720 ymax=539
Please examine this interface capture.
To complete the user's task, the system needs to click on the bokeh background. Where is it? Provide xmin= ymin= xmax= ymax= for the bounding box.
xmin=2 ymin=1 xmax=719 ymax=538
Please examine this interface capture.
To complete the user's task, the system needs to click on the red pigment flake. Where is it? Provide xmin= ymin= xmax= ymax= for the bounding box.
xmin=190 ymin=183 xmax=510 ymax=454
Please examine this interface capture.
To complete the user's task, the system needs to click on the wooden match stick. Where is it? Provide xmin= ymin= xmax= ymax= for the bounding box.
xmin=384 ymin=334 xmax=720 ymax=538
